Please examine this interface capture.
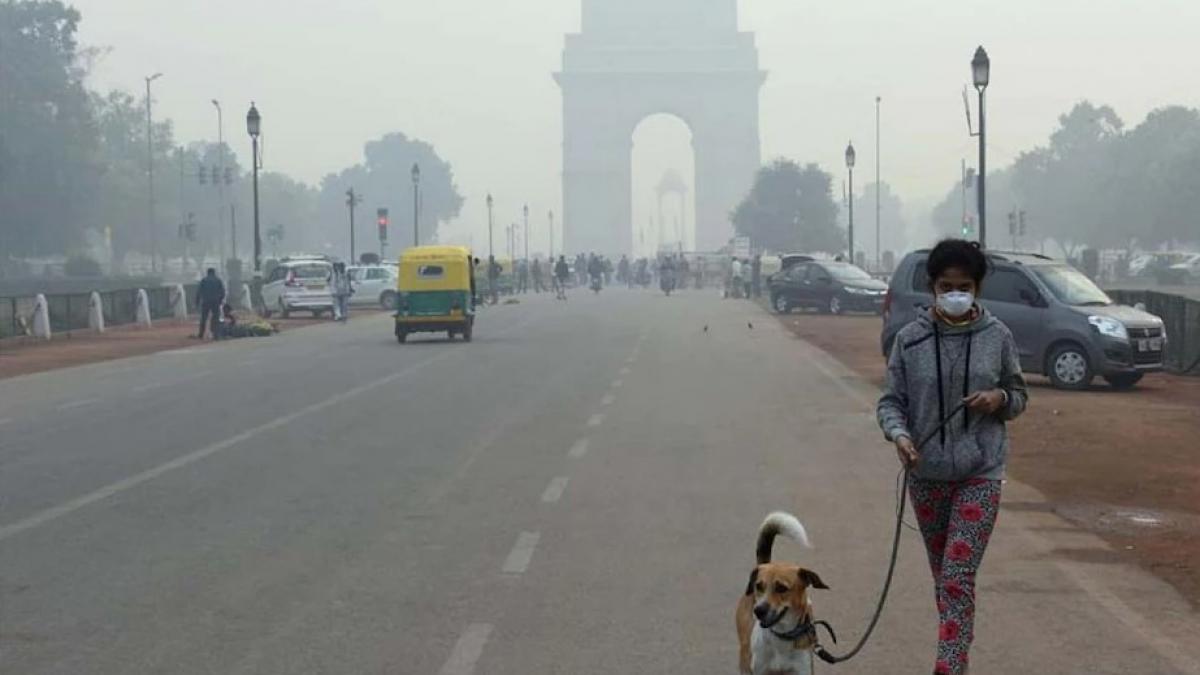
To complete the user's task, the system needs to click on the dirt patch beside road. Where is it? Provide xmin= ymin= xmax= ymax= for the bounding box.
xmin=776 ymin=309 xmax=1200 ymax=607
xmin=0 ymin=311 xmax=384 ymax=380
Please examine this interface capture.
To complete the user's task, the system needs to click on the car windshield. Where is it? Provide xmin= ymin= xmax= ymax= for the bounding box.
xmin=826 ymin=263 xmax=872 ymax=281
xmin=289 ymin=264 xmax=331 ymax=279
xmin=1031 ymin=265 xmax=1111 ymax=306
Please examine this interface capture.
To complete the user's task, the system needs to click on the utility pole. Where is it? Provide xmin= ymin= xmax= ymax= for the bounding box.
xmin=548 ymin=210 xmax=555 ymax=260
xmin=523 ymin=204 xmax=530 ymax=264
xmin=144 ymin=73 xmax=163 ymax=273
xmin=211 ymin=100 xmax=227 ymax=267
xmin=345 ymin=188 xmax=360 ymax=263
xmin=875 ymin=96 xmax=882 ymax=270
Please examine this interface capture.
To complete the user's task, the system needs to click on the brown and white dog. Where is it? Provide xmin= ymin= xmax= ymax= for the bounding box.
xmin=736 ymin=512 xmax=829 ymax=675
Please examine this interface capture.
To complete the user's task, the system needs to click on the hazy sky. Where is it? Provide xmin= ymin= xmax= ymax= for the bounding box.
xmin=74 ymin=0 xmax=1200 ymax=248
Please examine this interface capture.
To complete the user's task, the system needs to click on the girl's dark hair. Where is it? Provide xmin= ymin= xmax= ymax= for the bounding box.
xmin=926 ymin=239 xmax=990 ymax=285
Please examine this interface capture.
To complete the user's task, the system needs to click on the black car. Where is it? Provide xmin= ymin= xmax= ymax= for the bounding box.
xmin=769 ymin=260 xmax=887 ymax=315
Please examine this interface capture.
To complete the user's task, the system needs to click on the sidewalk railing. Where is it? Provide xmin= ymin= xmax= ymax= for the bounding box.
xmin=0 ymin=284 xmax=200 ymax=339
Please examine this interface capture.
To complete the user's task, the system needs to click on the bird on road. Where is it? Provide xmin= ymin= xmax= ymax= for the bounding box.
xmin=703 ymin=325 xmax=709 ymax=333
xmin=748 ymin=322 xmax=754 ymax=330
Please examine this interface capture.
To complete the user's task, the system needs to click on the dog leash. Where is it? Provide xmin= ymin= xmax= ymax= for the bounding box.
xmin=815 ymin=402 xmax=969 ymax=666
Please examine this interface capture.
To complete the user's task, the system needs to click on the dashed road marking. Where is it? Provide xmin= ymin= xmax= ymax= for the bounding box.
xmin=619 ymin=366 xmax=631 ymax=375
xmin=568 ymin=438 xmax=589 ymax=458
xmin=587 ymin=413 xmax=605 ymax=427
xmin=57 ymin=398 xmax=98 ymax=411
xmin=611 ymin=378 xmax=623 ymax=388
xmin=541 ymin=476 xmax=569 ymax=503
xmin=502 ymin=531 xmax=541 ymax=574
xmin=132 ymin=371 xmax=212 ymax=394
xmin=0 ymin=418 xmax=11 ymax=427
xmin=601 ymin=393 xmax=615 ymax=406
xmin=438 ymin=623 xmax=493 ymax=675
xmin=133 ymin=382 xmax=166 ymax=393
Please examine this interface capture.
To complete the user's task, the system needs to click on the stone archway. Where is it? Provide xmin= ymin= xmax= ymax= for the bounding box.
xmin=554 ymin=0 xmax=765 ymax=254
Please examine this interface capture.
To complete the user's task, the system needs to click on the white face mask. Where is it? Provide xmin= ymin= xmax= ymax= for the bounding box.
xmin=936 ymin=291 xmax=975 ymax=317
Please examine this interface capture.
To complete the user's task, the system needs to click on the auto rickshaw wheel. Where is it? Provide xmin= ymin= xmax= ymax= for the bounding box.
xmin=462 ymin=320 xmax=473 ymax=342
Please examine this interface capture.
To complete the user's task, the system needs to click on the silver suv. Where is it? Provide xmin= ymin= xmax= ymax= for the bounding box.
xmin=882 ymin=250 xmax=1166 ymax=390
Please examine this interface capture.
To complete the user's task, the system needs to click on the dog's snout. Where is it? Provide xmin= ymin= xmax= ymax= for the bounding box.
xmin=752 ymin=603 xmax=770 ymax=621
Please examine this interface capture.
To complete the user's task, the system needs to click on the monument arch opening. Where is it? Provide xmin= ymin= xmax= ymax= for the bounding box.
xmin=555 ymin=0 xmax=765 ymax=254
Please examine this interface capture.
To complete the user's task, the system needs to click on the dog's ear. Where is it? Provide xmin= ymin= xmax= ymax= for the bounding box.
xmin=744 ymin=567 xmax=759 ymax=596
xmin=799 ymin=569 xmax=830 ymax=590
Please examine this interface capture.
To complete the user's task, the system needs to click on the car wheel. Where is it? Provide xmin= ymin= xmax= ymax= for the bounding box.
xmin=380 ymin=291 xmax=397 ymax=310
xmin=828 ymin=295 xmax=843 ymax=315
xmin=1104 ymin=372 xmax=1144 ymax=390
xmin=279 ymin=299 xmax=290 ymax=319
xmin=396 ymin=331 xmax=407 ymax=344
xmin=772 ymin=293 xmax=790 ymax=314
xmin=1048 ymin=343 xmax=1093 ymax=390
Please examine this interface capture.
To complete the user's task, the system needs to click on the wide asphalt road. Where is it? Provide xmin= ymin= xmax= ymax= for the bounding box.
xmin=2 ymin=287 xmax=1198 ymax=674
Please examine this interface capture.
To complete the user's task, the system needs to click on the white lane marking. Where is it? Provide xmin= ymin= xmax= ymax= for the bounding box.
xmin=601 ymin=393 xmax=615 ymax=406
xmin=0 ymin=350 xmax=458 ymax=543
xmin=568 ymin=438 xmax=589 ymax=458
xmin=611 ymin=378 xmax=623 ymax=388
xmin=132 ymin=382 xmax=166 ymax=393
xmin=501 ymin=531 xmax=541 ymax=574
xmin=57 ymin=398 xmax=99 ymax=411
xmin=540 ymin=476 xmax=569 ymax=503
xmin=586 ymin=413 xmax=605 ymax=427
xmin=236 ymin=358 xmax=259 ymax=367
xmin=619 ymin=366 xmax=631 ymax=375
xmin=0 ymin=418 xmax=11 ymax=427
xmin=438 ymin=623 xmax=493 ymax=675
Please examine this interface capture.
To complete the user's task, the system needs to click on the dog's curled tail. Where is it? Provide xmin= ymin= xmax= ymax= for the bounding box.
xmin=756 ymin=512 xmax=811 ymax=564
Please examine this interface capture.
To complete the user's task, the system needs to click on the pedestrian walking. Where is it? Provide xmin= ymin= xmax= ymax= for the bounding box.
xmin=195 ymin=267 xmax=225 ymax=340
xmin=554 ymin=255 xmax=570 ymax=300
xmin=517 ymin=259 xmax=530 ymax=294
xmin=876 ymin=239 xmax=1028 ymax=675
xmin=487 ymin=255 xmax=501 ymax=304
xmin=532 ymin=258 xmax=545 ymax=293
xmin=751 ymin=254 xmax=763 ymax=298
xmin=331 ymin=261 xmax=353 ymax=322
xmin=742 ymin=259 xmax=753 ymax=299
xmin=728 ymin=257 xmax=743 ymax=299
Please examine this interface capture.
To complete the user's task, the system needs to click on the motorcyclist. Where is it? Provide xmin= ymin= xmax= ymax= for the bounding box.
xmin=659 ymin=255 xmax=677 ymax=295
xmin=587 ymin=253 xmax=604 ymax=293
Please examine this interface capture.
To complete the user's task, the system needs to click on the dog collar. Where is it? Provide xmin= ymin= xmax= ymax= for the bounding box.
xmin=772 ymin=616 xmax=839 ymax=646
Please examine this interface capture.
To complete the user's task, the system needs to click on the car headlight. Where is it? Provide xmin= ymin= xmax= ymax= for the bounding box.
xmin=845 ymin=286 xmax=873 ymax=295
xmin=1088 ymin=315 xmax=1128 ymax=341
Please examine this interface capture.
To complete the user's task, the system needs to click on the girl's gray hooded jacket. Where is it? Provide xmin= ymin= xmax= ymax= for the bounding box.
xmin=877 ymin=307 xmax=1028 ymax=481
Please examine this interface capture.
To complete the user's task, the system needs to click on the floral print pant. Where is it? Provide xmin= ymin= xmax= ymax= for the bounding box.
xmin=908 ymin=477 xmax=1002 ymax=675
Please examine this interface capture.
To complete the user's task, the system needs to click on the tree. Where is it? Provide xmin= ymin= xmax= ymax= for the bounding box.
xmin=732 ymin=159 xmax=842 ymax=254
xmin=0 ymin=0 xmax=97 ymax=258
xmin=317 ymin=132 xmax=464 ymax=258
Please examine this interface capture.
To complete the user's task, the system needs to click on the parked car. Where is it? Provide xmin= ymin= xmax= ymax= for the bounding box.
xmin=882 ymin=250 xmax=1167 ymax=390
xmin=260 ymin=257 xmax=334 ymax=318
xmin=348 ymin=265 xmax=399 ymax=308
xmin=765 ymin=253 xmax=814 ymax=284
xmin=1167 ymin=253 xmax=1200 ymax=284
xmin=769 ymin=260 xmax=887 ymax=315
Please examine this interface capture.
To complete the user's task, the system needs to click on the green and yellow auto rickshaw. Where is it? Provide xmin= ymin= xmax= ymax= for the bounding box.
xmin=394 ymin=245 xmax=477 ymax=343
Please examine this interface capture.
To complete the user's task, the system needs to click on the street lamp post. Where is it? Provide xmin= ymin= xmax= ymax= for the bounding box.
xmin=523 ymin=204 xmax=529 ymax=264
xmin=972 ymin=46 xmax=991 ymax=247
xmin=845 ymin=142 xmax=856 ymax=264
xmin=245 ymin=102 xmax=262 ymax=301
xmin=144 ymin=73 xmax=163 ymax=273
xmin=411 ymin=163 xmax=421 ymax=247
xmin=548 ymin=210 xmax=555 ymax=261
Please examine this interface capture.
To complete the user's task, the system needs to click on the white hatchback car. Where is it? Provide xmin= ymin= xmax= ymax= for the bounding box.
xmin=261 ymin=258 xmax=335 ymax=318
xmin=348 ymin=265 xmax=399 ymax=309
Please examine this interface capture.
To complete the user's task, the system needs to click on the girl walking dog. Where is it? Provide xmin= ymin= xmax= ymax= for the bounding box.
xmin=877 ymin=239 xmax=1028 ymax=675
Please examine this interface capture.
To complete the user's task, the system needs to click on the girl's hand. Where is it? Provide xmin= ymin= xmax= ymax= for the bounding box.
xmin=964 ymin=389 xmax=1006 ymax=415
xmin=895 ymin=436 xmax=918 ymax=469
